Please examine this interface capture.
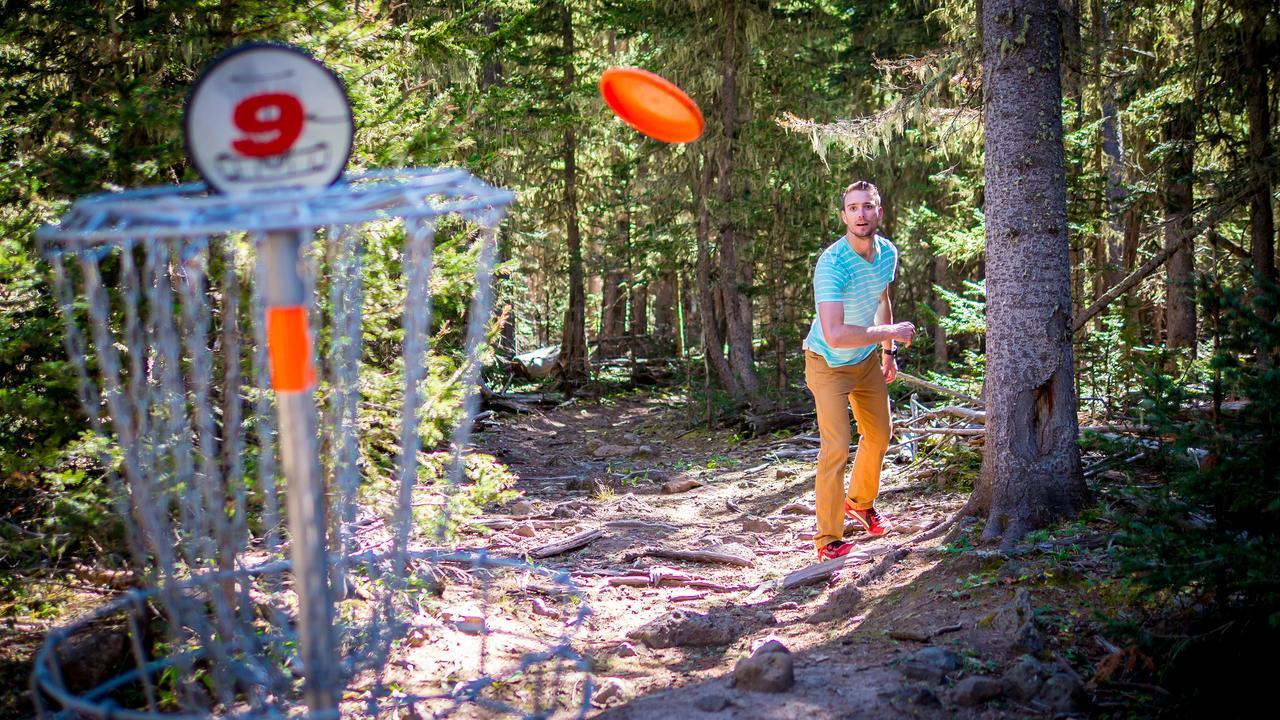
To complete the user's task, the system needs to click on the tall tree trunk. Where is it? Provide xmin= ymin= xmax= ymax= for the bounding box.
xmin=693 ymin=157 xmax=739 ymax=396
xmin=1096 ymin=0 xmax=1128 ymax=291
xmin=480 ymin=10 xmax=516 ymax=358
xmin=1163 ymin=105 xmax=1196 ymax=351
xmin=629 ymin=282 xmax=648 ymax=338
xmin=652 ymin=269 xmax=678 ymax=353
xmin=1244 ymin=0 xmax=1276 ymax=346
xmin=601 ymin=272 xmax=625 ymax=339
xmin=714 ymin=0 xmax=762 ymax=404
xmin=932 ymin=255 xmax=950 ymax=369
xmin=557 ymin=2 xmax=588 ymax=391
xmin=969 ymin=0 xmax=1086 ymax=548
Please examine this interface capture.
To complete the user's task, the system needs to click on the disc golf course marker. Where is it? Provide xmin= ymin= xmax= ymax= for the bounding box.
xmin=31 ymin=43 xmax=592 ymax=720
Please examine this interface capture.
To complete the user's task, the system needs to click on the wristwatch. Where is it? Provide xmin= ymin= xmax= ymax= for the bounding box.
xmin=884 ymin=347 xmax=898 ymax=357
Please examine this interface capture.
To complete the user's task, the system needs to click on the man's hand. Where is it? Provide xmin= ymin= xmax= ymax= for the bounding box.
xmin=886 ymin=321 xmax=916 ymax=347
xmin=881 ymin=353 xmax=898 ymax=383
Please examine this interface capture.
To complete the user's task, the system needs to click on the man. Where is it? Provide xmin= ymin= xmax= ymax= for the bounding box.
xmin=804 ymin=180 xmax=915 ymax=560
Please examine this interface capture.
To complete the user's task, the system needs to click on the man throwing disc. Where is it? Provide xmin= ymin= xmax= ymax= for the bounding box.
xmin=804 ymin=180 xmax=915 ymax=561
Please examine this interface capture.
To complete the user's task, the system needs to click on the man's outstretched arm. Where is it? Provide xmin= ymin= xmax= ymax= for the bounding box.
xmin=818 ymin=300 xmax=915 ymax=350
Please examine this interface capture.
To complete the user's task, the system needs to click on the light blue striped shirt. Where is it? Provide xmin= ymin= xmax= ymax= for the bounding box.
xmin=804 ymin=234 xmax=899 ymax=367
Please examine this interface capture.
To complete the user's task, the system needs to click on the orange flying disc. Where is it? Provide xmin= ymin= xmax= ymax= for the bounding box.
xmin=600 ymin=67 xmax=704 ymax=143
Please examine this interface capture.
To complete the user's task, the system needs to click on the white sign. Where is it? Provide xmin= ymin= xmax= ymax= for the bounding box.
xmin=184 ymin=43 xmax=353 ymax=196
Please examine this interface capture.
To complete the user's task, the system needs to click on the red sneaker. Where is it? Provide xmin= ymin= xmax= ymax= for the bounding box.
xmin=817 ymin=540 xmax=854 ymax=561
xmin=845 ymin=501 xmax=889 ymax=537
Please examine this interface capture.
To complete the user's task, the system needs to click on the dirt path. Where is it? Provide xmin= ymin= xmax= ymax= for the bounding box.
xmin=5 ymin=394 xmax=1121 ymax=719
xmin=446 ymin=395 xmax=1104 ymax=719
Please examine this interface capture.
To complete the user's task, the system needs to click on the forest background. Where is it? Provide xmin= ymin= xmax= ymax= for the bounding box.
xmin=1 ymin=0 xmax=1277 ymax=713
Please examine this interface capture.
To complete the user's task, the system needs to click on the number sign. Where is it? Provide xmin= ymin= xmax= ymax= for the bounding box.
xmin=184 ymin=43 xmax=353 ymax=196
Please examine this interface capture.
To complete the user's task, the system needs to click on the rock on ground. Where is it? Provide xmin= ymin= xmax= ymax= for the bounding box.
xmin=731 ymin=640 xmax=795 ymax=693
xmin=627 ymin=610 xmax=739 ymax=648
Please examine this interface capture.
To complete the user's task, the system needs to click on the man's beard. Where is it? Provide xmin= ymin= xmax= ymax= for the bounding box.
xmin=850 ymin=225 xmax=877 ymax=239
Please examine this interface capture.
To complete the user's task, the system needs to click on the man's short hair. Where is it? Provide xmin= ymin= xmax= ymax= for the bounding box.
xmin=840 ymin=180 xmax=881 ymax=209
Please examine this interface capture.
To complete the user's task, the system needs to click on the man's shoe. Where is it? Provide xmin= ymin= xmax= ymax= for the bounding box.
xmin=817 ymin=540 xmax=854 ymax=561
xmin=845 ymin=501 xmax=889 ymax=537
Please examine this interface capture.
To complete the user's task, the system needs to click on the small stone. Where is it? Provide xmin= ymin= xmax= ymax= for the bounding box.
xmin=1038 ymin=672 xmax=1088 ymax=713
xmin=592 ymin=443 xmax=634 ymax=459
xmin=991 ymin=587 xmax=1044 ymax=654
xmin=888 ymin=628 xmax=932 ymax=642
xmin=733 ymin=647 xmax=795 ymax=692
xmin=1002 ymin=654 xmax=1048 ymax=701
xmin=742 ymin=517 xmax=779 ymax=533
xmin=510 ymin=500 xmax=535 ymax=516
xmin=628 ymin=610 xmax=738 ymax=648
xmin=900 ymin=646 xmax=962 ymax=683
xmin=614 ymin=642 xmax=639 ymax=658
xmin=512 ymin=523 xmax=536 ymax=537
xmin=592 ymin=677 xmax=629 ymax=706
xmin=693 ymin=692 xmax=729 ymax=712
xmin=661 ymin=478 xmax=703 ymax=494
xmin=950 ymin=675 xmax=1003 ymax=706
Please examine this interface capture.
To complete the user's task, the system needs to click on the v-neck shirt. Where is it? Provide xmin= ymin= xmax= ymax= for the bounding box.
xmin=803 ymin=234 xmax=899 ymax=367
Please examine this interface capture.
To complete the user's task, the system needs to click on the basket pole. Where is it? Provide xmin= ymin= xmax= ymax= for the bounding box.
xmin=259 ymin=229 xmax=338 ymax=715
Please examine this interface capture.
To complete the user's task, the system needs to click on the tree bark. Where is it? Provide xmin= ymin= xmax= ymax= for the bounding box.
xmin=601 ymin=272 xmax=625 ymax=339
xmin=714 ymin=0 xmax=763 ymax=404
xmin=1163 ymin=105 xmax=1196 ymax=351
xmin=1243 ymin=1 xmax=1276 ymax=321
xmin=693 ymin=156 xmax=739 ymax=396
xmin=556 ymin=2 xmax=589 ymax=392
xmin=652 ymin=269 xmax=678 ymax=353
xmin=1095 ymin=0 xmax=1128 ymax=292
xmin=969 ymin=0 xmax=1086 ymax=548
xmin=480 ymin=10 xmax=516 ymax=359
xmin=932 ymin=255 xmax=949 ymax=369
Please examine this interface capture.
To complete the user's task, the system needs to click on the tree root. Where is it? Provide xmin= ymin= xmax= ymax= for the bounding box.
xmin=856 ymin=547 xmax=910 ymax=587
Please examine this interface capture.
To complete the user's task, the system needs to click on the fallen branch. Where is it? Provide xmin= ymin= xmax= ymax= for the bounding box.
xmin=780 ymin=546 xmax=890 ymax=589
xmin=896 ymin=372 xmax=981 ymax=406
xmin=901 ymin=405 xmax=986 ymax=425
xmin=604 ymin=519 xmax=683 ymax=532
xmin=529 ymin=528 xmax=605 ymax=559
xmin=621 ymin=546 xmax=754 ymax=567
xmin=911 ymin=426 xmax=985 ymax=436
xmin=909 ymin=511 xmax=965 ymax=544
xmin=1075 ymin=192 xmax=1247 ymax=331
xmin=605 ymin=567 xmax=740 ymax=592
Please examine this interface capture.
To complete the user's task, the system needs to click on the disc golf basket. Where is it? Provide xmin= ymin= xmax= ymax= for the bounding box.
xmin=32 ymin=166 xmax=593 ymax=719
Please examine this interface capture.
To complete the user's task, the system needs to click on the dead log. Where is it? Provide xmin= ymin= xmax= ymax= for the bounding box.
xmin=902 ymin=405 xmax=986 ymax=425
xmin=529 ymin=528 xmax=605 ymax=559
xmin=621 ymin=546 xmax=754 ymax=567
xmin=744 ymin=408 xmax=816 ymax=436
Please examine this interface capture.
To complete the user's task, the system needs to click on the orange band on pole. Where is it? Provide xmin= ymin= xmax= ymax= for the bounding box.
xmin=265 ymin=306 xmax=316 ymax=392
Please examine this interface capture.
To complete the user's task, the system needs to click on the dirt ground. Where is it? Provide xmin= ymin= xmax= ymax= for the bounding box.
xmin=3 ymin=392 xmax=1160 ymax=718
xmin=433 ymin=394 xmax=1145 ymax=719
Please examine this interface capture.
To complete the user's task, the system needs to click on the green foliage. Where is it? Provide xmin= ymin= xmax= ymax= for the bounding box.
xmin=1112 ymin=280 xmax=1280 ymax=687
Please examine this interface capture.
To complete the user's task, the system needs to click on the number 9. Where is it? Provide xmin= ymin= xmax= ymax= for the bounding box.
xmin=231 ymin=93 xmax=305 ymax=157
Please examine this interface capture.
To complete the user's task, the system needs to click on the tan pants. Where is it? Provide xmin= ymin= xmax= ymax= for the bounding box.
xmin=804 ymin=349 xmax=892 ymax=549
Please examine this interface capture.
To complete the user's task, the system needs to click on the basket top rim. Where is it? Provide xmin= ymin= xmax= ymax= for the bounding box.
xmin=36 ymin=167 xmax=514 ymax=249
